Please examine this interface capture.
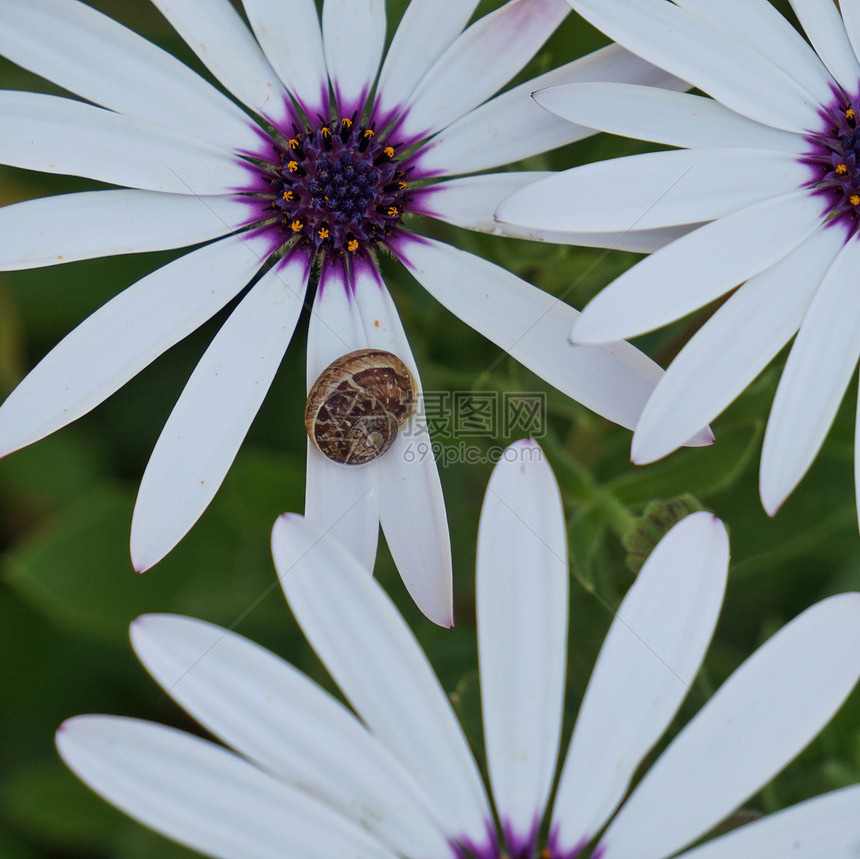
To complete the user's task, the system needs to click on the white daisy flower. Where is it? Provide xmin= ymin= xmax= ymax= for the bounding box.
xmin=497 ymin=0 xmax=860 ymax=525
xmin=57 ymin=440 xmax=860 ymax=859
xmin=0 ymin=0 xmax=696 ymax=625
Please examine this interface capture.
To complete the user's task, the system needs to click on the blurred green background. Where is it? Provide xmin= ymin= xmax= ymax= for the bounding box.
xmin=1 ymin=1 xmax=859 ymax=856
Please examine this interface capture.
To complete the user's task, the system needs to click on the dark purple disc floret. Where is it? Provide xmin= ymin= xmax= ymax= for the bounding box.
xmin=803 ymin=87 xmax=860 ymax=239
xmin=243 ymin=101 xmax=417 ymax=263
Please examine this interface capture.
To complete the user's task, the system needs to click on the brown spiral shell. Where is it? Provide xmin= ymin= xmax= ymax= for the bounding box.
xmin=305 ymin=349 xmax=416 ymax=465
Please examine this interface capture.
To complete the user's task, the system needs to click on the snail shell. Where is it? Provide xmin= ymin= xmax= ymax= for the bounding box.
xmin=305 ymin=348 xmax=416 ymax=465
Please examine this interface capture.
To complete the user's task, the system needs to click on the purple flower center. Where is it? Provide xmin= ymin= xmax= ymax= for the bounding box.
xmin=450 ymin=820 xmax=590 ymax=859
xmin=804 ymin=92 xmax=860 ymax=237
xmin=252 ymin=112 xmax=411 ymax=258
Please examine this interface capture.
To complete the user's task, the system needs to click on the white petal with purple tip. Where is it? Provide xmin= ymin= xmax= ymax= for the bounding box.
xmin=478 ymin=441 xmax=567 ymax=838
xmin=304 ymin=264 xmax=380 ymax=574
xmin=396 ymin=236 xmax=706 ymax=439
xmin=131 ymin=255 xmax=309 ymax=570
xmin=151 ymin=0 xmax=290 ymax=123
xmin=57 ymin=716 xmax=395 ymax=859
xmin=273 ymin=514 xmax=492 ymax=843
xmin=760 ymin=238 xmax=860 ymax=516
xmin=566 ymin=0 xmax=821 ymax=132
xmin=399 ymin=0 xmax=570 ymax=140
xmin=0 ymin=92 xmax=250 ymax=194
xmin=496 ymin=148 xmax=810 ymax=234
xmin=533 ymin=84 xmax=801 ymax=152
xmin=131 ymin=614 xmax=451 ymax=857
xmin=351 ymin=267 xmax=453 ymax=629
xmin=323 ymin=0 xmax=386 ymax=115
xmin=0 ymin=0 xmax=259 ymax=152
xmin=241 ymin=0 xmax=328 ymax=116
xmin=0 ymin=191 xmax=246 ymax=271
xmin=416 ymin=43 xmax=688 ymax=177
xmin=600 ymin=593 xmax=860 ymax=859
xmin=631 ymin=226 xmax=844 ymax=465
xmin=551 ymin=513 xmax=728 ymax=853
xmin=570 ymin=191 xmax=826 ymax=345
xmin=0 ymin=232 xmax=271 ymax=458
xmin=375 ymin=0 xmax=479 ymax=121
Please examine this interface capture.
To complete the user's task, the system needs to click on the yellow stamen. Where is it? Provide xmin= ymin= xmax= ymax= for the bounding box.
xmin=836 ymin=163 xmax=849 ymax=175
xmin=282 ymin=190 xmax=294 ymax=201
xmin=321 ymin=126 xmax=331 ymax=138
xmin=288 ymin=138 xmax=300 ymax=150
xmin=341 ymin=117 xmax=353 ymax=129
xmin=850 ymin=194 xmax=860 ymax=206
xmin=318 ymin=227 xmax=329 ymax=239
xmin=387 ymin=206 xmax=399 ymax=216
xmin=290 ymin=219 xmax=303 ymax=232
xmin=383 ymin=145 xmax=395 ymax=158
xmin=347 ymin=238 xmax=359 ymax=252
xmin=397 ymin=180 xmax=408 ymax=190
xmin=847 ymin=108 xmax=856 ymax=120
xmin=363 ymin=128 xmax=375 ymax=140
xmin=287 ymin=160 xmax=299 ymax=173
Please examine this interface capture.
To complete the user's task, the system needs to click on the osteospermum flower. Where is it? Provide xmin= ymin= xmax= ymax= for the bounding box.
xmin=57 ymin=441 xmax=860 ymax=859
xmin=0 ymin=0 xmax=696 ymax=625
xmin=498 ymin=0 xmax=860 ymax=526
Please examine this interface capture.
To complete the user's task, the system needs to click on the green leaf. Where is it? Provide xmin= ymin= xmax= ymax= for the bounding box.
xmin=609 ymin=419 xmax=763 ymax=505
xmin=2 ymin=759 xmax=119 ymax=849
xmin=2 ymin=483 xmax=273 ymax=646
xmin=567 ymin=505 xmax=607 ymax=591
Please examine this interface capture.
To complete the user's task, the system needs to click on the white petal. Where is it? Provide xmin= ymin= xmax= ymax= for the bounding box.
xmin=417 ymin=172 xmax=697 ymax=253
xmin=272 ymin=514 xmax=492 ymax=844
xmin=676 ymin=785 xmax=860 ymax=859
xmin=241 ymin=0 xmax=328 ymax=116
xmin=130 ymin=255 xmax=310 ymax=570
xmin=323 ymin=0 xmax=386 ymax=116
xmin=304 ymin=263 xmax=380 ymax=573
xmin=631 ymin=226 xmax=844 ymax=465
xmin=789 ymin=0 xmax=860 ymax=92
xmin=551 ymin=513 xmax=728 ymax=852
xmin=533 ymin=84 xmax=801 ymax=152
xmin=395 ymin=236 xmax=684 ymax=436
xmin=566 ymin=0 xmax=821 ymax=132
xmin=477 ymin=441 xmax=567 ymax=841
xmin=57 ymin=716 xmax=394 ymax=859
xmin=351 ymin=265 xmax=453 ymax=628
xmin=760 ymin=237 xmax=860 ymax=515
xmin=1 ymin=0 xmax=258 ymax=152
xmin=0 ymin=190 xmax=247 ymax=271
xmin=0 ymin=92 xmax=250 ymax=194
xmin=131 ymin=614 xmax=451 ymax=857
xmin=399 ymin=0 xmax=570 ymax=140
xmin=375 ymin=0 xmax=479 ymax=122
xmin=600 ymin=593 xmax=860 ymax=859
xmin=151 ymin=0 xmax=290 ymax=123
xmin=839 ymin=2 xmax=860 ymax=84
xmin=496 ymin=149 xmax=810 ymax=234
xmin=305 ymin=443 xmax=380 ymax=574
xmin=415 ymin=43 xmax=688 ymax=177
xmin=673 ymin=0 xmax=834 ymax=105
xmin=0 ymin=232 xmax=271 ymax=458
xmin=570 ymin=191 xmax=826 ymax=345
xmin=856 ymin=379 xmax=860 ymax=534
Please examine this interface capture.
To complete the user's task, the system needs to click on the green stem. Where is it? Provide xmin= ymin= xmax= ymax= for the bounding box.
xmin=542 ymin=430 xmax=636 ymax=537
